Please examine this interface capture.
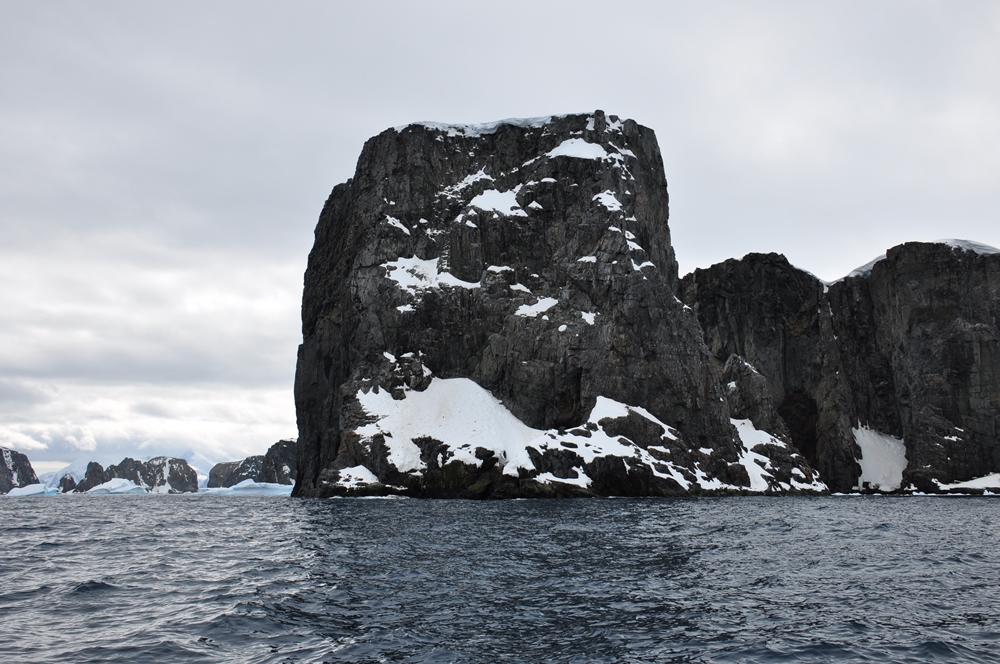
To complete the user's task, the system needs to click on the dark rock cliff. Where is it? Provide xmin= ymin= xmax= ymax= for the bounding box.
xmin=680 ymin=241 xmax=1000 ymax=492
xmin=209 ymin=457 xmax=263 ymax=488
xmin=103 ymin=457 xmax=198 ymax=493
xmin=678 ymin=253 xmax=858 ymax=491
xmin=208 ymin=440 xmax=298 ymax=487
xmin=0 ymin=447 xmax=39 ymax=494
xmin=294 ymin=111 xmax=820 ymax=498
xmin=72 ymin=462 xmax=108 ymax=493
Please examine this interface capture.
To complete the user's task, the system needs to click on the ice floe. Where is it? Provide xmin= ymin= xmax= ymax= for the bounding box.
xmin=199 ymin=479 xmax=293 ymax=496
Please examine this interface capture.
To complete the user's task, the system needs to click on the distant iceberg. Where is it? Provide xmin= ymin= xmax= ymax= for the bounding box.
xmin=199 ymin=479 xmax=292 ymax=496
xmin=5 ymin=483 xmax=55 ymax=497
xmin=87 ymin=478 xmax=148 ymax=495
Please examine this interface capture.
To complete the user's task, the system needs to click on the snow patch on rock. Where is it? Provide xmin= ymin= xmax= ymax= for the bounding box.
xmin=853 ymin=425 xmax=907 ymax=491
xmin=469 ymin=188 xmax=527 ymax=217
xmin=515 ymin=297 xmax=558 ymax=318
xmin=384 ymin=256 xmax=481 ymax=296
xmin=399 ymin=116 xmax=555 ymax=138
xmin=546 ymin=138 xmax=608 ymax=160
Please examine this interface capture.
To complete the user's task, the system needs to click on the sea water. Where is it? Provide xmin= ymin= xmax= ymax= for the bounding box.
xmin=1 ymin=495 xmax=999 ymax=663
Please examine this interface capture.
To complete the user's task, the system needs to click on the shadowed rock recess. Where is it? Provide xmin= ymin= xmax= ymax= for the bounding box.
xmin=293 ymin=111 xmax=824 ymax=498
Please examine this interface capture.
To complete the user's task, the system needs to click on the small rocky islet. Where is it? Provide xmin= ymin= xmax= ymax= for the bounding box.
xmin=4 ymin=111 xmax=999 ymax=499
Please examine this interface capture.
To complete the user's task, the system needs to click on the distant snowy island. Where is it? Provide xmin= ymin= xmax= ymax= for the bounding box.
xmin=1 ymin=440 xmax=296 ymax=497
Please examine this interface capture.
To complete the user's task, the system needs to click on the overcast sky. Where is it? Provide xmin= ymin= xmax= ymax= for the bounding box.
xmin=2 ymin=1 xmax=999 ymax=473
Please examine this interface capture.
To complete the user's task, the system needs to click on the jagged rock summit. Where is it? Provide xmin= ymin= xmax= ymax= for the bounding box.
xmin=48 ymin=456 xmax=199 ymax=494
xmin=294 ymin=111 xmax=823 ymax=498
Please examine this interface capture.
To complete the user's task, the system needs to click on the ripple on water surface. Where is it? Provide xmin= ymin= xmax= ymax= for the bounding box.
xmin=1 ymin=495 xmax=1000 ymax=662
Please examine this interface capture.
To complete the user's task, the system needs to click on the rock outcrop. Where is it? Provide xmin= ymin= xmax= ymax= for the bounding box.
xmin=261 ymin=439 xmax=297 ymax=484
xmin=55 ymin=457 xmax=199 ymax=494
xmin=680 ymin=240 xmax=1000 ymax=493
xmin=0 ymin=447 xmax=39 ymax=494
xmin=209 ymin=457 xmax=263 ymax=488
xmin=208 ymin=440 xmax=298 ymax=487
xmin=294 ymin=111 xmax=822 ymax=498
xmin=68 ymin=462 xmax=107 ymax=493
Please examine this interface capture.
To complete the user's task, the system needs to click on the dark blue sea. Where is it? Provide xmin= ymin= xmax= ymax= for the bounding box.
xmin=1 ymin=496 xmax=999 ymax=663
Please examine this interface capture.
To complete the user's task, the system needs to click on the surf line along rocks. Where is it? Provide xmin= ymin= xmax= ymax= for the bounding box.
xmin=293 ymin=111 xmax=824 ymax=498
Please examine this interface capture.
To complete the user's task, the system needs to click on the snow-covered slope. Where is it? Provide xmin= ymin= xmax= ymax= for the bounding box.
xmin=321 ymin=376 xmax=822 ymax=496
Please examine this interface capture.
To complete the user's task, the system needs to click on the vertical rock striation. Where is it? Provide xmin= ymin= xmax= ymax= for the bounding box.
xmin=680 ymin=241 xmax=1000 ymax=492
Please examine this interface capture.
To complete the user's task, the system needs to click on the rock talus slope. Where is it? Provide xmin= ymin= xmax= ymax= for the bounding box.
xmin=294 ymin=111 xmax=821 ymax=497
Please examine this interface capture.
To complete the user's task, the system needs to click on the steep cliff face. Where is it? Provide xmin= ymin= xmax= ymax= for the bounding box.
xmin=208 ymin=440 xmax=297 ymax=487
xmin=0 ymin=447 xmax=39 ymax=494
xmin=72 ymin=461 xmax=107 ymax=493
xmin=678 ymin=253 xmax=858 ymax=491
xmin=830 ymin=241 xmax=1000 ymax=490
xmin=294 ymin=111 xmax=822 ymax=498
xmin=681 ymin=240 xmax=1000 ymax=492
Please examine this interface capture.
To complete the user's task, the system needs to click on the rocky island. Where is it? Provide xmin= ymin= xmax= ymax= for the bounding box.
xmin=292 ymin=111 xmax=999 ymax=498
xmin=293 ymin=112 xmax=839 ymax=497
